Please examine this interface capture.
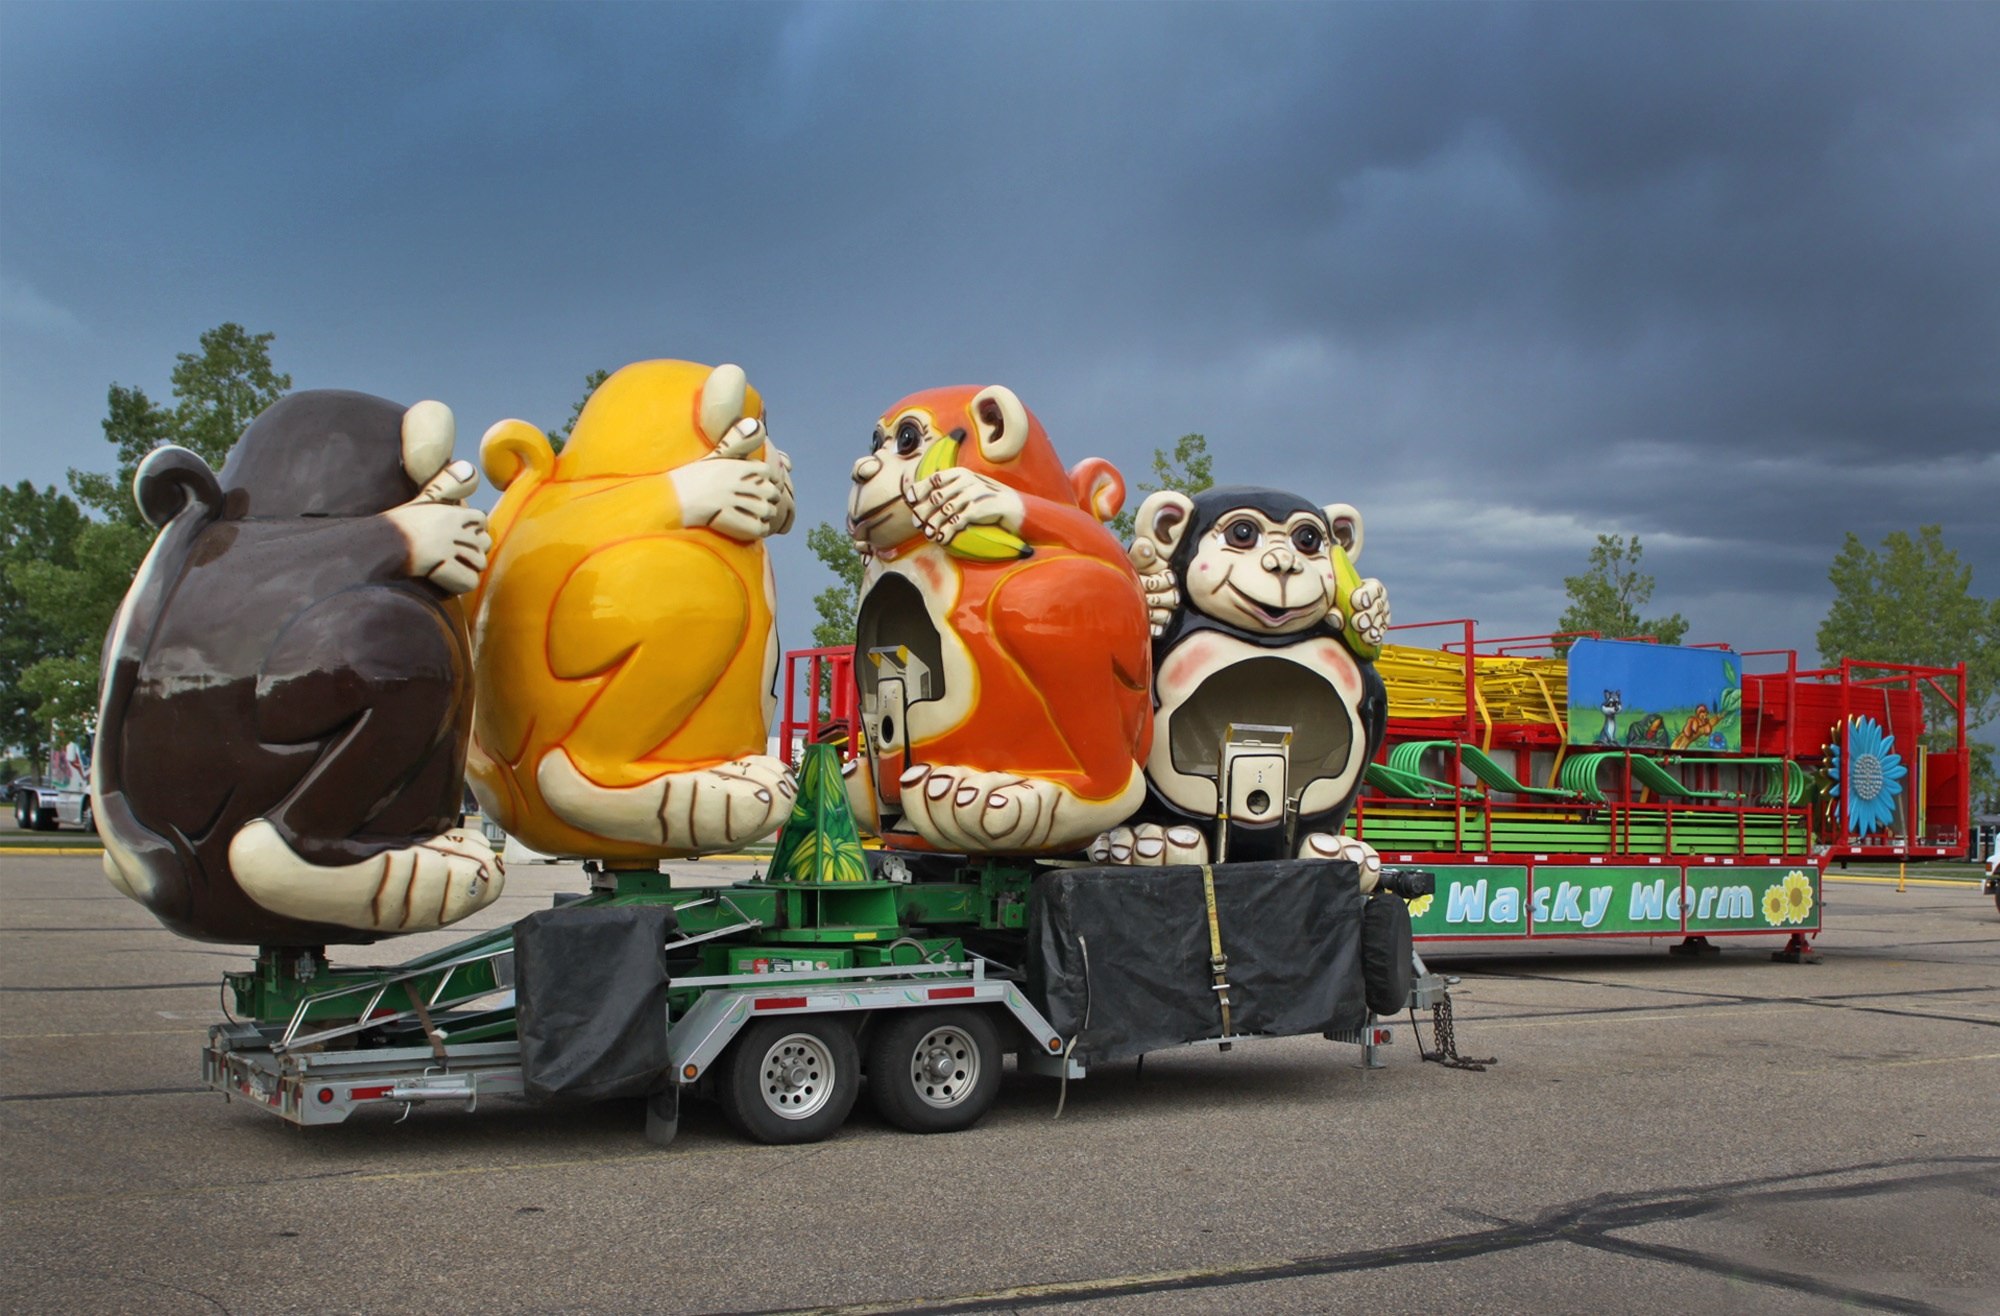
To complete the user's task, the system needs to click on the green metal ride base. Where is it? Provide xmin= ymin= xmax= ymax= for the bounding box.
xmin=891 ymin=857 xmax=1039 ymax=931
xmin=224 ymin=756 xmax=1039 ymax=1029
xmin=228 ymin=930 xmax=514 ymax=1026
xmin=757 ymin=879 xmax=903 ymax=943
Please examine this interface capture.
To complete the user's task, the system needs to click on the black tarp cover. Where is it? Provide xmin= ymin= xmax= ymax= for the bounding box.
xmin=514 ymin=903 xmax=676 ymax=1103
xmin=1027 ymin=859 xmax=1368 ymax=1066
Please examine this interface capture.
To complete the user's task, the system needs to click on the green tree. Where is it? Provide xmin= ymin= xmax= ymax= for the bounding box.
xmin=1817 ymin=526 xmax=2000 ymax=808
xmin=807 ymin=521 xmax=864 ymax=649
xmin=549 ymin=368 xmax=610 ymax=454
xmin=0 ymin=482 xmax=86 ymax=769
xmin=67 ymin=386 xmax=172 ymax=524
xmin=10 ymin=521 xmax=152 ymax=745
xmin=9 ymin=325 xmax=289 ymax=743
xmin=1556 ymin=534 xmax=1689 ymax=647
xmin=1108 ymin=433 xmax=1213 ymax=542
xmin=68 ymin=323 xmax=289 ymax=523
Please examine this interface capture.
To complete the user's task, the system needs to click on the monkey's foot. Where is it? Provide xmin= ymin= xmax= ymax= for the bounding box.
xmin=537 ymin=748 xmax=795 ymax=853
xmin=230 ymin=821 xmax=505 ymax=933
xmin=1087 ymin=822 xmax=1208 ymax=867
xmin=897 ymin=763 xmax=1145 ymax=855
xmin=1301 ymin=831 xmax=1382 ymax=892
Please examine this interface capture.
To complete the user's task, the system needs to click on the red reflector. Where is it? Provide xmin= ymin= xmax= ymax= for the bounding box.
xmin=927 ymin=985 xmax=976 ymax=1000
xmin=1371 ymin=1028 xmax=1392 ymax=1045
xmin=349 ymin=1085 xmax=394 ymax=1101
xmin=754 ymin=996 xmax=808 ymax=1011
xmin=317 ymin=1087 xmax=335 ymax=1104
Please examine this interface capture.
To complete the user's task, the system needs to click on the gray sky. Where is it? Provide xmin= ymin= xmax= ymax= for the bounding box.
xmin=3 ymin=1 xmax=1995 ymax=688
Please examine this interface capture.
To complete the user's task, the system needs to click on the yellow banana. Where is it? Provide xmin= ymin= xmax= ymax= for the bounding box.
xmin=948 ymin=525 xmax=1034 ymax=561
xmin=914 ymin=434 xmax=959 ymax=481
xmin=911 ymin=435 xmax=1032 ymax=561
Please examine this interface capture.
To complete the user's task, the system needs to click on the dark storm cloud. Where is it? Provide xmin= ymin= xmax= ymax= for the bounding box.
xmin=1 ymin=1 xmax=1994 ymax=670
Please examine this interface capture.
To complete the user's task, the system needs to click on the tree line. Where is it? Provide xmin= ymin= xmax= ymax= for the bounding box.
xmin=3 ymin=327 xmax=1993 ymax=811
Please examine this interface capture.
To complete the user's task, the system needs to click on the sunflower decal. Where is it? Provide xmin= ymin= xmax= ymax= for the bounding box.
xmin=1762 ymin=885 xmax=1789 ymax=925
xmin=1761 ymin=870 xmax=1816 ymax=926
xmin=1405 ymin=893 xmax=1434 ymax=919
xmin=1781 ymin=871 xmax=1814 ymax=923
xmin=1828 ymin=715 xmax=1907 ymax=837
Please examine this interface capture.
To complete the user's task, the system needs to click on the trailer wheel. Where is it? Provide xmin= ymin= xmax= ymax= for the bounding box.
xmin=12 ymin=793 xmax=28 ymax=830
xmin=866 ymin=1007 xmax=1000 ymax=1134
xmin=719 ymin=1017 xmax=858 ymax=1145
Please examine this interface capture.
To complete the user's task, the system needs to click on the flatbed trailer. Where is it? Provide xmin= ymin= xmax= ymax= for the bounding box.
xmin=200 ymin=850 xmax=1447 ymax=1146
xmin=204 ymin=942 xmax=1068 ymax=1144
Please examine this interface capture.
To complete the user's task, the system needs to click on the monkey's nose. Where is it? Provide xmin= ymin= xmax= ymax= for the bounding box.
xmin=853 ymin=455 xmax=882 ymax=483
xmin=1262 ymin=547 xmax=1302 ymax=575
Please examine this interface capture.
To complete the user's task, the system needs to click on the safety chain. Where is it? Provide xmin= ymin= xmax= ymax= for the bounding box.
xmin=1415 ymin=984 xmax=1496 ymax=1072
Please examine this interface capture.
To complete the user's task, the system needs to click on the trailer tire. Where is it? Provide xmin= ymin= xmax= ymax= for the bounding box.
xmin=719 ymin=1017 xmax=859 ymax=1145
xmin=866 ymin=1007 xmax=1001 ymax=1134
xmin=1360 ymin=893 xmax=1415 ymax=1016
xmin=12 ymin=792 xmax=28 ymax=830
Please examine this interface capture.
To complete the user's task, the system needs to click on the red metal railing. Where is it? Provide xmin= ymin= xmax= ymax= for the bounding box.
xmin=779 ymin=646 xmax=859 ymax=764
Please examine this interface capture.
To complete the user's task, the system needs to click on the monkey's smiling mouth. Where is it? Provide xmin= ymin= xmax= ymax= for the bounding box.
xmin=850 ymin=496 xmax=901 ymax=535
xmin=1225 ymin=584 xmax=1310 ymax=627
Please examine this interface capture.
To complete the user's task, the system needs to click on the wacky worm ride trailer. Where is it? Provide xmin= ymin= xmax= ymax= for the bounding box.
xmin=98 ymin=365 xmax=1450 ymax=1148
xmin=1341 ymin=626 xmax=1971 ymax=960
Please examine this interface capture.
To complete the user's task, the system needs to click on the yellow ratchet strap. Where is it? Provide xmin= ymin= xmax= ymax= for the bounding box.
xmin=1201 ymin=865 xmax=1234 ymax=1047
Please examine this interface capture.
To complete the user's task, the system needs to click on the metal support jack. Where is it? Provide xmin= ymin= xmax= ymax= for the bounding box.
xmin=1770 ymin=932 xmax=1821 ymax=964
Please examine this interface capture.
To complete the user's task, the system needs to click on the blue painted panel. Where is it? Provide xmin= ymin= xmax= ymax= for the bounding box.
xmin=1567 ymin=638 xmax=1742 ymax=752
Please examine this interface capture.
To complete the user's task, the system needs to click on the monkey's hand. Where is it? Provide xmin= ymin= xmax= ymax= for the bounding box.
xmin=1347 ymin=577 xmax=1390 ymax=648
xmin=1127 ymin=535 xmax=1181 ymax=636
xmin=671 ymin=450 xmax=783 ymax=542
xmin=901 ymin=467 xmax=1025 ymax=546
xmin=703 ymin=412 xmax=793 ymax=534
xmin=383 ymin=460 xmax=491 ymax=595
xmin=1302 ymin=831 xmax=1384 ymax=893
xmin=766 ymin=443 xmax=796 ymax=536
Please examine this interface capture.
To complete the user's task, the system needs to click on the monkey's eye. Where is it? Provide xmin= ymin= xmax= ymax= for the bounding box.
xmin=870 ymin=425 xmax=888 ymax=453
xmin=895 ymin=419 xmax=924 ymax=457
xmin=1224 ymin=519 xmax=1260 ymax=549
xmin=1291 ymin=524 xmax=1324 ymax=554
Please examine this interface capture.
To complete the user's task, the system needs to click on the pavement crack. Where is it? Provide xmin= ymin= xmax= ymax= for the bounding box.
xmin=1574 ymin=1233 xmax=1953 ymax=1314
xmin=711 ymin=1157 xmax=2000 ymax=1316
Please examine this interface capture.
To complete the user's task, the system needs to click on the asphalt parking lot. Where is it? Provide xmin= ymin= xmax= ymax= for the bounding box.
xmin=3 ymin=846 xmax=1996 ymax=1315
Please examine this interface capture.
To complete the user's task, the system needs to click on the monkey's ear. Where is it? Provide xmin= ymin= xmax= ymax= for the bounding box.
xmin=969 ymin=385 xmax=1030 ymax=463
xmin=698 ymin=364 xmax=749 ymax=446
xmin=1323 ymin=502 xmax=1364 ymax=561
xmin=132 ymin=444 xmax=222 ymax=528
xmin=1135 ymin=490 xmax=1196 ymax=557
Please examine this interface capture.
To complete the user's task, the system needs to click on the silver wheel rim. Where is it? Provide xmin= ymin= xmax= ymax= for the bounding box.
xmin=758 ymin=1033 xmax=837 ymax=1121
xmin=907 ymin=1025 xmax=980 ymax=1110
